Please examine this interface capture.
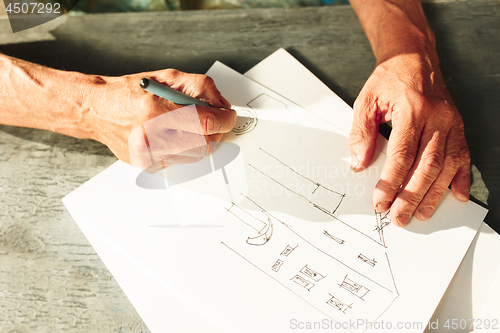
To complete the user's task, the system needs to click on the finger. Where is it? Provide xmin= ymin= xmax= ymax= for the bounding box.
xmin=154 ymin=70 xmax=231 ymax=108
xmin=144 ymin=155 xmax=204 ymax=174
xmin=414 ymin=125 xmax=461 ymax=220
xmin=372 ymin=111 xmax=423 ymax=214
xmin=389 ymin=125 xmax=448 ymax=226
xmin=196 ymin=106 xmax=237 ymax=135
xmin=143 ymin=133 xmax=222 ymax=174
xmin=451 ymin=122 xmax=471 ymax=202
xmin=146 ymin=130 xmax=212 ymax=159
xmin=141 ymin=104 xmax=236 ymax=136
xmin=350 ymin=93 xmax=379 ymax=172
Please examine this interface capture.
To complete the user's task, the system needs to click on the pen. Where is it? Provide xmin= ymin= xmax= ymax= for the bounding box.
xmin=139 ymin=77 xmax=211 ymax=107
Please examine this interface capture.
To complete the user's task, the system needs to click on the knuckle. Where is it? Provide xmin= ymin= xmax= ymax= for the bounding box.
xmin=201 ymin=112 xmax=217 ymax=134
xmin=404 ymin=192 xmax=423 ymax=209
xmin=390 ymin=148 xmax=416 ymax=172
xmin=349 ymin=123 xmax=375 ymax=147
xmin=165 ymin=68 xmax=181 ymax=79
xmin=445 ymin=152 xmax=461 ymax=172
xmin=438 ymin=107 xmax=455 ymax=125
xmin=375 ymin=179 xmax=402 ymax=194
xmin=419 ymin=153 xmax=444 ymax=180
xmin=426 ymin=187 xmax=447 ymax=203
xmin=349 ymin=128 xmax=364 ymax=146
xmin=198 ymin=74 xmax=215 ymax=91
xmin=460 ymin=147 xmax=471 ymax=165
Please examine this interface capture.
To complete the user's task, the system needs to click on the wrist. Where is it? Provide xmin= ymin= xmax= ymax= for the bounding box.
xmin=70 ymin=73 xmax=112 ymax=142
xmin=373 ymin=26 xmax=437 ymax=67
xmin=351 ymin=0 xmax=438 ymax=67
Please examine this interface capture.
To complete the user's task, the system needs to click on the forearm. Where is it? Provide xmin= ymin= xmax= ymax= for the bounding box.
xmin=0 ymin=53 xmax=99 ymax=140
xmin=350 ymin=0 xmax=437 ymax=65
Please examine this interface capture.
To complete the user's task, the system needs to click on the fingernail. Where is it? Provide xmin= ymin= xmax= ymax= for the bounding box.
xmin=351 ymin=154 xmax=363 ymax=172
xmin=375 ymin=201 xmax=392 ymax=212
xmin=396 ymin=214 xmax=410 ymax=227
xmin=459 ymin=188 xmax=470 ymax=201
xmin=419 ymin=207 xmax=434 ymax=220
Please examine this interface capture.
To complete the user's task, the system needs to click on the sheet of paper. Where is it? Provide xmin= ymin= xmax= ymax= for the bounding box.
xmin=64 ymin=175 xmax=230 ymax=333
xmin=63 ymin=59 xmax=487 ymax=333
xmin=72 ymin=216 xmax=500 ymax=333
xmin=244 ymin=48 xmax=500 ymax=330
xmin=427 ymin=222 xmax=500 ymax=332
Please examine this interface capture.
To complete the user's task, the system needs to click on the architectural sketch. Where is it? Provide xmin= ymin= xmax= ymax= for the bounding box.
xmin=222 ymin=178 xmax=398 ymax=326
xmin=250 ymin=147 xmax=392 ymax=248
xmin=299 ymin=265 xmax=326 ymax=282
xmin=225 ymin=200 xmax=274 ymax=246
xmin=250 ymin=148 xmax=345 ymax=218
xmin=272 ymin=259 xmax=284 ymax=272
xmin=339 ymin=275 xmax=370 ymax=300
xmin=219 ymin=94 xmax=401 ymax=327
xmin=358 ymin=254 xmax=377 ymax=267
xmin=281 ymin=244 xmax=298 ymax=257
xmin=323 ymin=230 xmax=345 ymax=244
xmin=232 ymin=108 xmax=258 ymax=135
xmin=326 ymin=294 xmax=352 ymax=313
xmin=374 ymin=210 xmax=391 ymax=247
xmin=291 ymin=274 xmax=315 ymax=291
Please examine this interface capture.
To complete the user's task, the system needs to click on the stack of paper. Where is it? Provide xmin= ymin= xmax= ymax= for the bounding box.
xmin=63 ymin=49 xmax=497 ymax=333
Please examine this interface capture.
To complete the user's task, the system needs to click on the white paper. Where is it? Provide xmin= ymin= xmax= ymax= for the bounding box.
xmin=244 ymin=48 xmax=500 ymax=331
xmin=63 ymin=59 xmax=487 ymax=333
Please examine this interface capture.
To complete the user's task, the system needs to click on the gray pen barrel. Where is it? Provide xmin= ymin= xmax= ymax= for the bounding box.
xmin=139 ymin=78 xmax=211 ymax=107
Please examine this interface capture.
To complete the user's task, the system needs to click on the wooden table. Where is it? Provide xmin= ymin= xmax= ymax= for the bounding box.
xmin=0 ymin=2 xmax=499 ymax=331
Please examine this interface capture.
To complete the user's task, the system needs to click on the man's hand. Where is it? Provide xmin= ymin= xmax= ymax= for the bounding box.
xmin=82 ymin=69 xmax=237 ymax=171
xmin=0 ymin=55 xmax=236 ymax=171
xmin=348 ymin=0 xmax=471 ymax=226
xmin=349 ymin=53 xmax=470 ymax=226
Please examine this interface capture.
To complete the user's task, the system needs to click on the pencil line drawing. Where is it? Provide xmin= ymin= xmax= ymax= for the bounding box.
xmin=374 ymin=210 xmax=391 ymax=247
xmin=226 ymin=195 xmax=394 ymax=293
xmin=272 ymin=259 xmax=284 ymax=272
xmin=358 ymin=254 xmax=377 ymax=267
xmin=339 ymin=275 xmax=370 ymax=300
xmin=247 ymin=93 xmax=299 ymax=125
xmin=299 ymin=265 xmax=326 ymax=282
xmin=385 ymin=253 xmax=400 ymax=296
xmin=291 ymin=274 xmax=315 ymax=291
xmin=225 ymin=200 xmax=274 ymax=246
xmin=323 ymin=230 xmax=345 ymax=245
xmin=255 ymin=147 xmax=345 ymax=215
xmin=221 ymin=241 xmax=342 ymax=324
xmin=281 ymin=244 xmax=298 ymax=257
xmin=326 ymin=294 xmax=353 ymax=314
xmin=221 ymin=192 xmax=399 ymax=328
xmin=232 ymin=108 xmax=258 ymax=135
xmin=219 ymin=138 xmax=401 ymax=327
xmin=250 ymin=148 xmax=387 ymax=248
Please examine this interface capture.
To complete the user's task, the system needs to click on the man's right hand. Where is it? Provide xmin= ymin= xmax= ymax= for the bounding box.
xmin=84 ymin=69 xmax=237 ymax=171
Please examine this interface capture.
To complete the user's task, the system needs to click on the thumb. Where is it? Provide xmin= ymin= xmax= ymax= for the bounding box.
xmin=349 ymin=95 xmax=379 ymax=172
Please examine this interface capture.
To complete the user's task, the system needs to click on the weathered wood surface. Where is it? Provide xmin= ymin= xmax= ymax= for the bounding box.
xmin=0 ymin=2 xmax=499 ymax=332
